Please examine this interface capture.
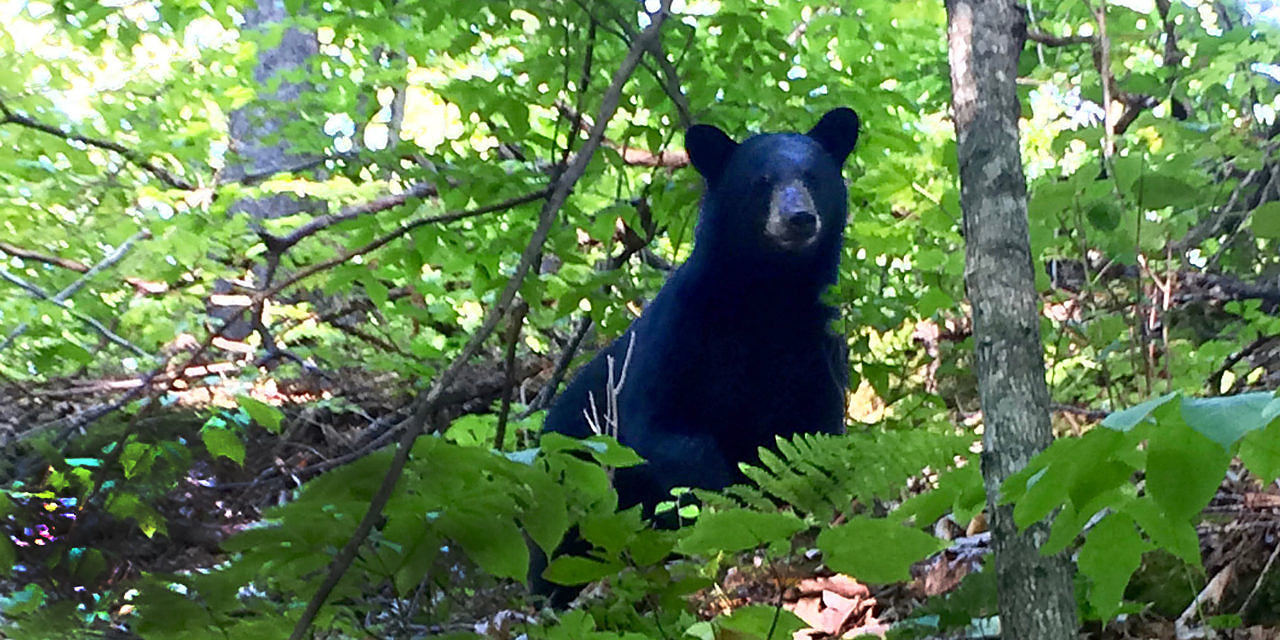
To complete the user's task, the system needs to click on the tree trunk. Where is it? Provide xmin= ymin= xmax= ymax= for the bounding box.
xmin=944 ymin=1 xmax=1079 ymax=638
xmin=212 ymin=0 xmax=322 ymax=341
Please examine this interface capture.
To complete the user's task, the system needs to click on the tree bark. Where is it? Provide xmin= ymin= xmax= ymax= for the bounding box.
xmin=944 ymin=1 xmax=1079 ymax=638
xmin=212 ymin=0 xmax=323 ymax=340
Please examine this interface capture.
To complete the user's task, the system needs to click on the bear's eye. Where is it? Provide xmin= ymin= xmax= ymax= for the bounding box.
xmin=752 ymin=175 xmax=771 ymax=191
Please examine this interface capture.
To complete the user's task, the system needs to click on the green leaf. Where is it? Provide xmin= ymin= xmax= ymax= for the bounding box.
xmin=1067 ymin=458 xmax=1132 ymax=509
xmin=134 ymin=581 xmax=212 ymax=634
xmin=1102 ymin=392 xmax=1178 ymax=431
xmin=1249 ymin=201 xmax=1280 ymax=238
xmin=716 ymin=604 xmax=808 ymax=640
xmin=236 ymin=395 xmax=284 ymax=433
xmin=106 ymin=493 xmax=167 ymax=537
xmin=1181 ymin=392 xmax=1276 ymax=449
xmin=542 ymin=555 xmax=625 ymax=586
xmin=580 ymin=508 xmax=643 ymax=554
xmin=1009 ymin=433 xmax=1113 ymax=528
xmin=1086 ymin=201 xmax=1122 ymax=231
xmin=817 ymin=517 xmax=945 ymax=584
xmin=1135 ymin=175 xmax=1199 ymax=209
xmin=677 ymin=509 xmax=804 ymax=555
xmin=1146 ymin=405 xmax=1230 ymax=521
xmin=1208 ymin=614 xmax=1243 ymax=629
xmin=521 ymin=472 xmax=569 ymax=555
xmin=120 ymin=442 xmax=159 ymax=479
xmin=1043 ymin=503 xmax=1082 ymax=555
xmin=1078 ymin=512 xmax=1151 ymax=620
xmin=1111 ymin=154 xmax=1143 ymax=193
xmin=578 ymin=435 xmax=646 ymax=468
xmin=1121 ymin=495 xmax=1201 ymax=567
xmin=1240 ymin=417 xmax=1280 ymax=484
xmin=201 ymin=426 xmax=245 ymax=466
xmin=438 ymin=511 xmax=528 ymax=580
xmin=894 ymin=480 xmax=957 ymax=526
xmin=0 ymin=536 xmax=14 ymax=576
xmin=628 ymin=529 xmax=676 ymax=566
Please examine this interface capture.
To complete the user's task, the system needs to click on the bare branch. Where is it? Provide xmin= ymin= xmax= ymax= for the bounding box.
xmin=261 ymin=186 xmax=553 ymax=301
xmin=0 ymin=240 xmax=170 ymax=294
xmin=644 ymin=29 xmax=694 ymax=129
xmin=1026 ymin=30 xmax=1093 ymax=47
xmin=0 ymin=267 xmax=153 ymax=359
xmin=264 ymin=181 xmax=440 ymax=251
xmin=554 ymin=101 xmax=690 ymax=167
xmin=0 ymin=100 xmax=196 ymax=190
xmin=0 ymin=242 xmax=90 ymax=272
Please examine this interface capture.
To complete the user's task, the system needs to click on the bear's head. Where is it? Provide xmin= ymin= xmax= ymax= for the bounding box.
xmin=684 ymin=107 xmax=860 ymax=287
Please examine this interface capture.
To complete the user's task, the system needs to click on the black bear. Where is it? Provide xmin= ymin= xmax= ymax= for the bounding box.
xmin=544 ymin=106 xmax=861 ymax=513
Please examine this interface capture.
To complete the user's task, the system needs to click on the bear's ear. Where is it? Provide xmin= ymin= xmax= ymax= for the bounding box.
xmin=685 ymin=124 xmax=738 ymax=182
xmin=806 ymin=107 xmax=860 ymax=165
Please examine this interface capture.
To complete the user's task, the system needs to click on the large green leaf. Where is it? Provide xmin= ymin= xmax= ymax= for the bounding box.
xmin=1180 ymin=392 xmax=1276 ymax=449
xmin=715 ymin=604 xmax=808 ymax=640
xmin=1146 ymin=405 xmax=1230 ymax=521
xmin=543 ymin=555 xmax=626 ymax=586
xmin=438 ymin=510 xmax=528 ymax=581
xmin=201 ymin=426 xmax=245 ymax=466
xmin=236 ymin=395 xmax=284 ymax=433
xmin=677 ymin=509 xmax=804 ymax=556
xmin=1135 ymin=175 xmax=1200 ymax=209
xmin=1102 ymin=392 xmax=1178 ymax=432
xmin=817 ymin=517 xmax=945 ymax=584
xmin=1078 ymin=512 xmax=1152 ymax=620
xmin=1240 ymin=417 xmax=1280 ymax=484
xmin=1250 ymin=201 xmax=1280 ymax=238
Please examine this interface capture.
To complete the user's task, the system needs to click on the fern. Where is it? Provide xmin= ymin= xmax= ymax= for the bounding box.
xmin=726 ymin=428 xmax=974 ymax=521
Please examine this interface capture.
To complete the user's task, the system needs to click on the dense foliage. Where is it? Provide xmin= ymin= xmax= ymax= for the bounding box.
xmin=1 ymin=0 xmax=1279 ymax=637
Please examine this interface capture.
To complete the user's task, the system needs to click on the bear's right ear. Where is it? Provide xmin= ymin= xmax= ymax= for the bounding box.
xmin=685 ymin=124 xmax=738 ymax=182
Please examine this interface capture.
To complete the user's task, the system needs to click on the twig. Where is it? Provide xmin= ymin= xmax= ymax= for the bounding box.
xmin=1175 ymin=561 xmax=1235 ymax=639
xmin=286 ymin=5 xmax=674 ymax=638
xmin=260 ymin=187 xmax=552 ymax=302
xmin=644 ymin=30 xmax=693 ymax=128
xmin=0 ymin=230 xmax=151 ymax=352
xmin=1155 ymin=0 xmax=1185 ymax=67
xmin=0 ymin=239 xmax=167 ymax=293
xmin=518 ymin=207 xmax=658 ymax=418
xmin=1206 ymin=335 xmax=1271 ymax=394
xmin=0 ymin=268 xmax=152 ymax=359
xmin=0 ymin=100 xmax=195 ymax=190
xmin=264 ymin=181 xmax=439 ymax=251
xmin=554 ymin=101 xmax=690 ymax=167
xmin=1208 ymin=162 xmax=1280 ymax=271
xmin=521 ymin=316 xmax=593 ymax=417
xmin=1093 ymin=1 xmax=1117 ymax=161
xmin=1049 ymin=403 xmax=1109 ymax=421
xmin=0 ymin=241 xmax=91 ymax=272
xmin=1170 ymin=158 xmax=1269 ymax=253
xmin=493 ymin=300 xmax=529 ymax=449
xmin=1026 ymin=30 xmax=1093 ymax=47
xmin=1238 ymin=534 xmax=1280 ymax=616
xmin=584 ymin=332 xmax=635 ymax=439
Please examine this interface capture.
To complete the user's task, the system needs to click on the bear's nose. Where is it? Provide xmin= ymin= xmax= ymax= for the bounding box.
xmin=784 ymin=210 xmax=818 ymax=236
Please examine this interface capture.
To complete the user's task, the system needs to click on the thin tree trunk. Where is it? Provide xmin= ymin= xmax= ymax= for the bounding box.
xmin=944 ymin=1 xmax=1078 ymax=638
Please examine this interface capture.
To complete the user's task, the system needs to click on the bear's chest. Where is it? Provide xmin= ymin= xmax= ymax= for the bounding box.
xmin=624 ymin=312 xmax=844 ymax=446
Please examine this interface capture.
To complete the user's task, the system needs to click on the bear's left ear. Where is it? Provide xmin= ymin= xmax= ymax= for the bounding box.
xmin=686 ymin=124 xmax=739 ymax=182
xmin=806 ymin=107 xmax=860 ymax=165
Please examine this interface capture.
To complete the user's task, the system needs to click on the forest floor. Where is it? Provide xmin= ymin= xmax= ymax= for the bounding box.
xmin=2 ymin=364 xmax=1279 ymax=640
